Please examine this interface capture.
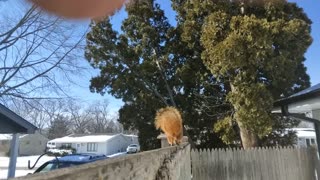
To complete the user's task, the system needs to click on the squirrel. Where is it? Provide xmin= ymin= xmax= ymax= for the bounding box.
xmin=155 ymin=107 xmax=183 ymax=146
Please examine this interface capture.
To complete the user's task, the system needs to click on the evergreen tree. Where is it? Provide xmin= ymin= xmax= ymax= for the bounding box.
xmin=85 ymin=0 xmax=228 ymax=150
xmin=172 ymin=0 xmax=312 ymax=148
xmin=47 ymin=115 xmax=71 ymax=139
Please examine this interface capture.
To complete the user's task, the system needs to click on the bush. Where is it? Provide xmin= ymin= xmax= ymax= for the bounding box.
xmin=46 ymin=151 xmax=54 ymax=156
xmin=61 ymin=152 xmax=69 ymax=156
xmin=53 ymin=152 xmax=61 ymax=157
xmin=59 ymin=145 xmax=76 ymax=154
xmin=46 ymin=148 xmax=74 ymax=157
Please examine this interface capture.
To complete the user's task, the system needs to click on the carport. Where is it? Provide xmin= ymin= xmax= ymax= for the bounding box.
xmin=0 ymin=103 xmax=37 ymax=178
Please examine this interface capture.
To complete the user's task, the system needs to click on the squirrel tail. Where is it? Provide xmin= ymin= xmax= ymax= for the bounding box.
xmin=155 ymin=106 xmax=183 ymax=145
xmin=155 ymin=106 xmax=182 ymax=129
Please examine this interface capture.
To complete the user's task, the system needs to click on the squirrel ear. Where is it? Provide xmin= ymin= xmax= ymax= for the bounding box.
xmin=28 ymin=0 xmax=127 ymax=19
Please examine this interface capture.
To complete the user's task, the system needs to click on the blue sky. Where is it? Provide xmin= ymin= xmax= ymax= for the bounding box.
xmin=2 ymin=0 xmax=319 ymax=114
xmin=289 ymin=0 xmax=320 ymax=86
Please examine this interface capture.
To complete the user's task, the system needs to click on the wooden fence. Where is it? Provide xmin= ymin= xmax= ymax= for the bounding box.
xmin=191 ymin=147 xmax=319 ymax=180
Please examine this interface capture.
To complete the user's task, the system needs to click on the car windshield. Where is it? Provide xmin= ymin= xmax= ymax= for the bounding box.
xmin=129 ymin=145 xmax=137 ymax=147
xmin=35 ymin=162 xmax=78 ymax=173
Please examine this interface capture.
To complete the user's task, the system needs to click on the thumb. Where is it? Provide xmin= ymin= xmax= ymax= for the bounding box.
xmin=28 ymin=0 xmax=127 ymax=19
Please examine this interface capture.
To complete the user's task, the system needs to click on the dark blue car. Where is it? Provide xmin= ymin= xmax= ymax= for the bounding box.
xmin=34 ymin=154 xmax=108 ymax=173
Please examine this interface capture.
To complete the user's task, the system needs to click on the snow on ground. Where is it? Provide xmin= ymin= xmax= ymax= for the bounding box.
xmin=0 ymin=169 xmax=34 ymax=179
xmin=107 ymin=152 xmax=127 ymax=158
xmin=0 ymin=155 xmax=54 ymax=179
xmin=0 ymin=155 xmax=54 ymax=168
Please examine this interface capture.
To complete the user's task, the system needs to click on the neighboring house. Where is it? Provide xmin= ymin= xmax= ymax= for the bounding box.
xmin=0 ymin=134 xmax=11 ymax=156
xmin=47 ymin=133 xmax=139 ymax=155
xmin=0 ymin=103 xmax=37 ymax=178
xmin=0 ymin=131 xmax=48 ymax=156
xmin=291 ymin=128 xmax=317 ymax=148
xmin=274 ymin=83 xmax=320 ymax=152
xmin=274 ymin=83 xmax=320 ymax=120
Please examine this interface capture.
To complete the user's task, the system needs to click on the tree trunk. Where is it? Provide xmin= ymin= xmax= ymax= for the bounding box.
xmin=230 ymin=83 xmax=259 ymax=149
xmin=237 ymin=121 xmax=259 ymax=149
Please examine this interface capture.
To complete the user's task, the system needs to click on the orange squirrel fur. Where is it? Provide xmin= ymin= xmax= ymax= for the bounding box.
xmin=155 ymin=107 xmax=183 ymax=145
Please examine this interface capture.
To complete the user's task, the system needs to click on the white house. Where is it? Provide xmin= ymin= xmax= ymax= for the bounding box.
xmin=47 ymin=133 xmax=139 ymax=155
xmin=291 ymin=128 xmax=317 ymax=148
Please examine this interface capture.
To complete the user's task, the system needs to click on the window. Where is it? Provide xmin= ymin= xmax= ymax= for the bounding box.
xmin=36 ymin=162 xmax=55 ymax=173
xmin=35 ymin=162 xmax=77 ymax=173
xmin=61 ymin=143 xmax=72 ymax=148
xmin=87 ymin=143 xmax=98 ymax=152
xmin=306 ymin=139 xmax=311 ymax=147
xmin=311 ymin=139 xmax=316 ymax=145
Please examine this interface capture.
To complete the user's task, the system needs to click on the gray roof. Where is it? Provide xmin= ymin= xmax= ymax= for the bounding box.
xmin=288 ymin=83 xmax=320 ymax=98
xmin=0 ymin=104 xmax=37 ymax=134
xmin=274 ymin=83 xmax=320 ymax=106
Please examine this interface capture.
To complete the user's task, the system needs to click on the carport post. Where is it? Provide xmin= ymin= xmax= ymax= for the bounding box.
xmin=8 ymin=133 xmax=19 ymax=178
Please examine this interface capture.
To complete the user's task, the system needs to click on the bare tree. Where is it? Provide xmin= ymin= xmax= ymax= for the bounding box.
xmin=9 ymin=99 xmax=68 ymax=133
xmin=65 ymin=100 xmax=90 ymax=134
xmin=9 ymin=99 xmax=46 ymax=130
xmin=87 ymin=100 xmax=116 ymax=133
xmin=9 ymin=98 xmax=121 ymax=135
xmin=0 ymin=3 xmax=88 ymax=106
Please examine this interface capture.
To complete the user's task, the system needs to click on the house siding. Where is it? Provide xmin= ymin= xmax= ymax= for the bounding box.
xmin=19 ymin=133 xmax=49 ymax=156
xmin=105 ymin=136 xmax=124 ymax=155
xmin=0 ymin=132 xmax=48 ymax=156
xmin=105 ymin=135 xmax=136 ymax=155
xmin=0 ymin=140 xmax=10 ymax=156
xmin=76 ymin=143 xmax=86 ymax=153
xmin=312 ymin=109 xmax=320 ymax=120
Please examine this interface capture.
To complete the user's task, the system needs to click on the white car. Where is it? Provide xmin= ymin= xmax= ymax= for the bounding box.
xmin=126 ymin=144 xmax=140 ymax=153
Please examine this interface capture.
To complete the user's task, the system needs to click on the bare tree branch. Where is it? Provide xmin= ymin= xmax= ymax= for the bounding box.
xmin=0 ymin=5 xmax=88 ymax=106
